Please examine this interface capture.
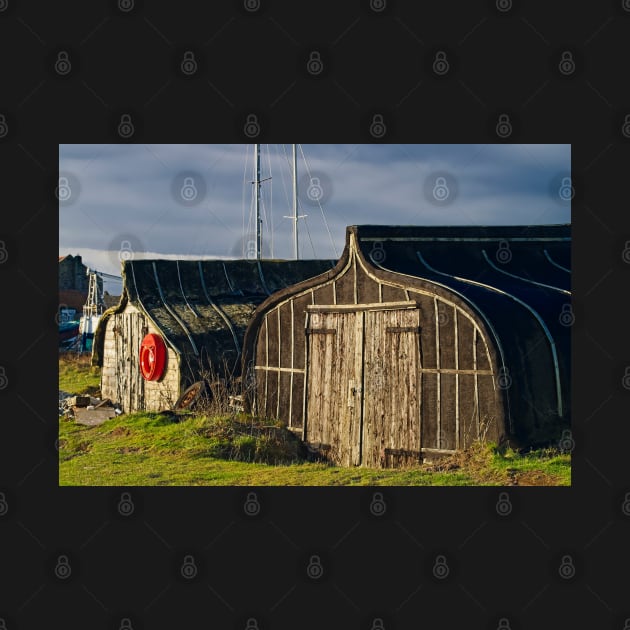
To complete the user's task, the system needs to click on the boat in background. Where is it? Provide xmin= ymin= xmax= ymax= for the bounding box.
xmin=78 ymin=268 xmax=105 ymax=352
xmin=59 ymin=319 xmax=80 ymax=344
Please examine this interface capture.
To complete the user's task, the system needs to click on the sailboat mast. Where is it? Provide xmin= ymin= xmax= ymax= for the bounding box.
xmin=255 ymin=143 xmax=262 ymax=260
xmin=292 ymin=143 xmax=298 ymax=260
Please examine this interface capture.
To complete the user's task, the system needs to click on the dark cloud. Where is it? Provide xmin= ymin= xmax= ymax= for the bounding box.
xmin=60 ymin=143 xmax=571 ymax=276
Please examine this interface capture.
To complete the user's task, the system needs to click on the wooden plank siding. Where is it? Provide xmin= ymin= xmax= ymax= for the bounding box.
xmin=362 ymin=308 xmax=421 ymax=468
xmin=250 ymin=239 xmax=500 ymax=467
xmin=305 ymin=311 xmax=363 ymax=466
xmin=101 ymin=304 xmax=180 ymax=412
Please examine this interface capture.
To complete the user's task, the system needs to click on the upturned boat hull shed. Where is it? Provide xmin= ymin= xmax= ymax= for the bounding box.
xmin=242 ymin=225 xmax=571 ymax=467
xmin=92 ymin=259 xmax=335 ymax=413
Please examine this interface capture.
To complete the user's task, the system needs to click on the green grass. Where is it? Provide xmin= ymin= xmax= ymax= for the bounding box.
xmin=58 ymin=411 xmax=570 ymax=486
xmin=59 ymin=356 xmax=571 ymax=486
xmin=59 ymin=353 xmax=101 ymax=396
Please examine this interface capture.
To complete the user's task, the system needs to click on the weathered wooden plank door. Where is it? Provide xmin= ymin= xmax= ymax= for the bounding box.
xmin=362 ymin=308 xmax=422 ymax=467
xmin=113 ymin=310 xmax=145 ymax=413
xmin=305 ymin=311 xmax=363 ymax=466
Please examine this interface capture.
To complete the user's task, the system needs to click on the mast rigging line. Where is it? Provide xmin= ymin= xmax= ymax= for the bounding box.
xmin=298 ymin=144 xmax=339 ymax=259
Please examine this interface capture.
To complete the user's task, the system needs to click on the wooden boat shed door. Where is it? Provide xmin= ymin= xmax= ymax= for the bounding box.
xmin=305 ymin=301 xmax=422 ymax=467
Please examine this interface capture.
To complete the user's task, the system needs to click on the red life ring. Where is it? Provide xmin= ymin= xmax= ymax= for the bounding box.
xmin=139 ymin=333 xmax=166 ymax=381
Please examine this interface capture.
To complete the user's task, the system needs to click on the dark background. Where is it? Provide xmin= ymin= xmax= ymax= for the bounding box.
xmin=1 ymin=0 xmax=629 ymax=628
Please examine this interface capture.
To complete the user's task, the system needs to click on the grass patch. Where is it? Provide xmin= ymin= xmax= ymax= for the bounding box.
xmin=59 ymin=355 xmax=570 ymax=486
xmin=59 ymin=411 xmax=570 ymax=486
xmin=59 ymin=352 xmax=101 ymax=396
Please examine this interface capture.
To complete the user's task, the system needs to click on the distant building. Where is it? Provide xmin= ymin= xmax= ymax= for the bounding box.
xmin=58 ymin=254 xmax=89 ymax=292
xmin=58 ymin=254 xmax=104 ymax=316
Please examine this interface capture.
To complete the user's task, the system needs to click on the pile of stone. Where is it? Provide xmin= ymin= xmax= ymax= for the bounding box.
xmin=59 ymin=391 xmax=122 ymax=426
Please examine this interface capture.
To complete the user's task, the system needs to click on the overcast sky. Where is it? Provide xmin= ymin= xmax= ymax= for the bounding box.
xmin=59 ymin=143 xmax=571 ymax=294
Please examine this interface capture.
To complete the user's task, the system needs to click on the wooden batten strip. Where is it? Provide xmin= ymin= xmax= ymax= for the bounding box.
xmin=417 ymin=368 xmax=492 ymax=375
xmin=254 ymin=366 xmax=305 ymax=374
xmin=302 ymin=311 xmax=309 ymax=441
xmin=264 ymin=315 xmax=269 ymax=418
xmin=277 ymin=308 xmax=281 ymax=420
xmin=306 ymin=300 xmax=419 ymax=313
xmin=352 ymin=251 xmax=358 ymax=304
xmin=434 ymin=297 xmax=441 ymax=449
xmin=454 ymin=305 xmax=459 ymax=450
xmin=473 ymin=326 xmax=479 ymax=439
xmin=289 ymin=299 xmax=294 ymax=427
